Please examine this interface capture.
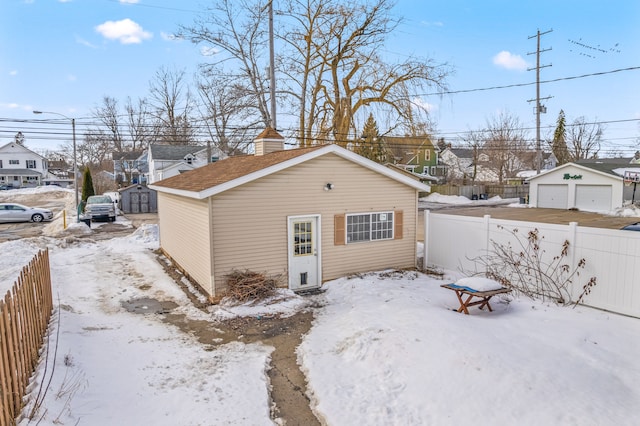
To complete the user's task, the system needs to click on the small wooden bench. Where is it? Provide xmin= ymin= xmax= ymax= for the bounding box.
xmin=440 ymin=283 xmax=511 ymax=314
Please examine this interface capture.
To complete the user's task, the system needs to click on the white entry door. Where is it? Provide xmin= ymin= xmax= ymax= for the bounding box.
xmin=288 ymin=216 xmax=320 ymax=291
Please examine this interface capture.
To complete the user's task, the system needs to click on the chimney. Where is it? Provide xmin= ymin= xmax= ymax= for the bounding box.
xmin=254 ymin=127 xmax=284 ymax=156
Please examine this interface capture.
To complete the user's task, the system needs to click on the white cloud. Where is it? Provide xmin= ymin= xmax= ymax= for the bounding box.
xmin=67 ymin=74 xmax=77 ymax=81
xmin=412 ymin=97 xmax=436 ymax=113
xmin=420 ymin=21 xmax=444 ymax=27
xmin=0 ymin=103 xmax=32 ymax=112
xmin=200 ymin=46 xmax=220 ymax=56
xmin=492 ymin=51 xmax=528 ymax=71
xmin=161 ymin=32 xmax=182 ymax=41
xmin=119 ymin=0 xmax=140 ymax=3
xmin=95 ymin=18 xmax=152 ymax=44
xmin=9 ymin=70 xmax=17 ymax=76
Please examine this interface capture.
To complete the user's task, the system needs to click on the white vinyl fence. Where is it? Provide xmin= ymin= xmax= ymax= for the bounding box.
xmin=423 ymin=211 xmax=640 ymax=318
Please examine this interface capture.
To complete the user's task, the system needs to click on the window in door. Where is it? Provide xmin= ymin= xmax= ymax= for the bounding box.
xmin=293 ymin=221 xmax=313 ymax=255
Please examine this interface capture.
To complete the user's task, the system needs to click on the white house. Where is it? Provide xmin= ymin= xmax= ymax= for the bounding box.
xmin=146 ymin=144 xmax=227 ymax=184
xmin=527 ymin=162 xmax=624 ymax=212
xmin=0 ymin=142 xmax=48 ymax=188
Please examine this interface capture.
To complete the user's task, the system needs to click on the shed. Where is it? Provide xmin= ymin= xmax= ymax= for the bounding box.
xmin=150 ymin=128 xmax=431 ymax=300
xmin=118 ymin=184 xmax=158 ymax=214
xmin=527 ymin=162 xmax=623 ymax=212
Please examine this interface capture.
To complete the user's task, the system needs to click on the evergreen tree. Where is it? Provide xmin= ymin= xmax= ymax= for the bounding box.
xmin=551 ymin=110 xmax=570 ymax=165
xmin=357 ymin=113 xmax=388 ymax=163
xmin=81 ymin=168 xmax=95 ymax=202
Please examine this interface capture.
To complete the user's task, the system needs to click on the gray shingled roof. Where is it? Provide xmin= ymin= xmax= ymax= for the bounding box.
xmin=576 ymin=158 xmax=637 ymax=177
xmin=149 ymin=144 xmax=204 ymax=160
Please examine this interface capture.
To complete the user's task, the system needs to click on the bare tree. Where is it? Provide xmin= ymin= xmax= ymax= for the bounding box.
xmin=280 ymin=0 xmax=450 ymax=146
xmin=93 ymin=96 xmax=125 ymax=152
xmin=91 ymin=96 xmax=155 ymax=152
xmin=459 ymin=130 xmax=484 ymax=184
xmin=125 ymin=97 xmax=156 ymax=151
xmin=148 ymin=66 xmax=196 ymax=145
xmin=179 ymin=0 xmax=271 ymax=129
xmin=479 ymin=112 xmax=529 ymax=183
xmin=182 ymin=0 xmax=450 ymax=147
xmin=76 ymin=132 xmax=112 ymax=167
xmin=196 ymin=69 xmax=260 ymax=155
xmin=566 ymin=116 xmax=603 ymax=161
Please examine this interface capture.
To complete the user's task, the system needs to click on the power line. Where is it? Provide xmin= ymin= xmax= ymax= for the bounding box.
xmin=418 ymin=66 xmax=640 ymax=97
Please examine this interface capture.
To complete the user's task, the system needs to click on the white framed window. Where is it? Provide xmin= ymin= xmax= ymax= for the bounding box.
xmin=9 ymin=160 xmax=19 ymax=165
xmin=26 ymin=160 xmax=36 ymax=169
xmin=424 ymin=150 xmax=431 ymax=161
xmin=346 ymin=212 xmax=394 ymax=243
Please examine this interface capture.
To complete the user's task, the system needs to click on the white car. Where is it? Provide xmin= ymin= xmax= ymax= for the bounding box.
xmin=0 ymin=203 xmax=54 ymax=223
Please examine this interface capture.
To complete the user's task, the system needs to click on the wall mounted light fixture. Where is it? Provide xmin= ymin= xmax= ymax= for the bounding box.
xmin=324 ymin=183 xmax=334 ymax=191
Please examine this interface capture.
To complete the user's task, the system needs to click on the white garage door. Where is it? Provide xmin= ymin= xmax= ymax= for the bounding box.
xmin=575 ymin=185 xmax=612 ymax=212
xmin=537 ymin=184 xmax=568 ymax=209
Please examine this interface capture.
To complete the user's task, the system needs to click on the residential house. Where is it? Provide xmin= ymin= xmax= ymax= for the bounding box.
xmin=0 ymin=142 xmax=48 ymax=188
xmin=43 ymin=157 xmax=73 ymax=187
xmin=113 ymin=150 xmax=147 ymax=186
xmin=146 ymin=144 xmax=227 ymax=184
xmin=384 ymin=136 xmax=444 ymax=178
xmin=149 ymin=128 xmax=430 ymax=301
xmin=439 ymin=147 xmax=475 ymax=182
xmin=441 ymin=145 xmax=557 ymax=184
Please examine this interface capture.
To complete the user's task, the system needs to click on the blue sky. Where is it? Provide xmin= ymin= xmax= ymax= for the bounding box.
xmin=1 ymin=0 xmax=639 ymax=155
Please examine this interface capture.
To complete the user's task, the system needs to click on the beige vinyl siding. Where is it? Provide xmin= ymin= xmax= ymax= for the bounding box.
xmin=210 ymin=153 xmax=417 ymax=289
xmin=157 ymin=193 xmax=214 ymax=295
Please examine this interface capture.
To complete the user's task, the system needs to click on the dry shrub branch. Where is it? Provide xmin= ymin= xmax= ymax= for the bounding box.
xmin=224 ymin=269 xmax=281 ymax=303
xmin=467 ymin=225 xmax=597 ymax=305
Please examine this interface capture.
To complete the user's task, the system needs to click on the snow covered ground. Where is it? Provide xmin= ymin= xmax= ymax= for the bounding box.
xmin=2 ymin=187 xmax=639 ymax=425
xmin=420 ymin=192 xmax=640 ymax=217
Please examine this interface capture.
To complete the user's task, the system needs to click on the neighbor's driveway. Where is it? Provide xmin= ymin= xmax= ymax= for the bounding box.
xmin=423 ymin=205 xmax=635 ymax=229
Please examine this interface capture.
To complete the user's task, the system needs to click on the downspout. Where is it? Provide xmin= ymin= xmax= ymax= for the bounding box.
xmin=208 ymin=196 xmax=216 ymax=298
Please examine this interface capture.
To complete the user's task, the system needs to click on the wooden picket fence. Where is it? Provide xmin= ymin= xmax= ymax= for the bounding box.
xmin=0 ymin=250 xmax=53 ymax=426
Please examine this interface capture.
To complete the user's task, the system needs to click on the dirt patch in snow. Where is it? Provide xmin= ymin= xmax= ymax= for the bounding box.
xmin=153 ymin=253 xmax=322 ymax=423
xmin=140 ymin=305 xmax=320 ymax=425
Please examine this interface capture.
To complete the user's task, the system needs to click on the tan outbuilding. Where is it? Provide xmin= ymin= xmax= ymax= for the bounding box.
xmin=150 ymin=128 xmax=431 ymax=300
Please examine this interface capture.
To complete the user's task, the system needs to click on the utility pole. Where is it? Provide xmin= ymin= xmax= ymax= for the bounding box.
xmin=527 ymin=29 xmax=553 ymax=174
xmin=268 ymin=0 xmax=277 ymax=131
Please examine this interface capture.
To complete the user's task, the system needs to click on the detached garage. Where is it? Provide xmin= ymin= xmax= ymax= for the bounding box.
xmin=527 ymin=163 xmax=623 ymax=212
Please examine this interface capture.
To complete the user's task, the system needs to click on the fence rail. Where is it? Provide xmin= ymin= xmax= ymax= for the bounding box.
xmin=0 ymin=250 xmax=53 ymax=426
xmin=430 ymin=184 xmax=529 ymax=200
xmin=423 ymin=211 xmax=640 ymax=318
